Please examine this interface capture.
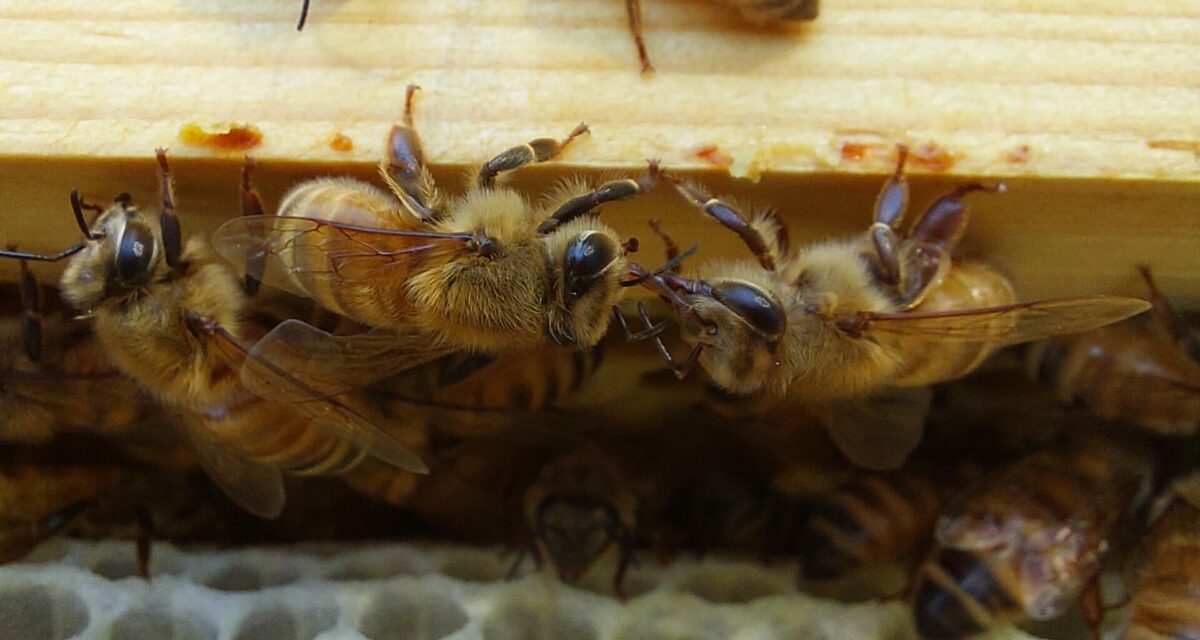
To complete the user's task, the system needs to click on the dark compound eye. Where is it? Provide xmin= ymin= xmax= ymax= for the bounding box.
xmin=563 ymin=232 xmax=617 ymax=299
xmin=115 ymin=220 xmax=157 ymax=288
xmin=711 ymin=281 xmax=786 ymax=340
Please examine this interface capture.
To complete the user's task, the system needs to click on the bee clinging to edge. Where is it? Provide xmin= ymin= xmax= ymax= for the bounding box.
xmin=213 ymin=85 xmax=660 ymax=392
xmin=626 ymin=147 xmax=1149 ymax=469
xmin=0 ymin=150 xmax=427 ymax=519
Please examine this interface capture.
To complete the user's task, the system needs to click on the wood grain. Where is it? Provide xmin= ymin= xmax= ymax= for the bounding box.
xmin=0 ymin=0 xmax=1197 ymax=304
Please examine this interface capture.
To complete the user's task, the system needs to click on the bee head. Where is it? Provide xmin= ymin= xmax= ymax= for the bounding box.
xmin=533 ymin=494 xmax=621 ymax=584
xmin=542 ymin=221 xmax=630 ymax=347
xmin=61 ymin=194 xmax=167 ymax=311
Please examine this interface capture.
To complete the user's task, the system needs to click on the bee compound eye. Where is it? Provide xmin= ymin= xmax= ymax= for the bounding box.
xmin=563 ymin=232 xmax=617 ymax=299
xmin=115 ymin=221 xmax=157 ymax=288
xmin=711 ymin=281 xmax=786 ymax=341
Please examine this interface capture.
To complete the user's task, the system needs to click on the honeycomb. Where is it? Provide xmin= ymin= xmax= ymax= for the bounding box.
xmin=0 ymin=540 xmax=1045 ymax=640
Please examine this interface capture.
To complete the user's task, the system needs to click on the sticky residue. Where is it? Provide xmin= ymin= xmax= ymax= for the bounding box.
xmin=695 ymin=145 xmax=733 ymax=169
xmin=329 ymin=133 xmax=354 ymax=152
xmin=838 ymin=141 xmax=893 ymax=165
xmin=1147 ymin=140 xmax=1200 ymax=159
xmin=179 ymin=123 xmax=263 ymax=151
xmin=908 ymin=142 xmax=955 ymax=172
xmin=1006 ymin=144 xmax=1032 ymax=164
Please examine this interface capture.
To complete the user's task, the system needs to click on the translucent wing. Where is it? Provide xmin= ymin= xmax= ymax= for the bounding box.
xmin=250 ymin=319 xmax=457 ymax=396
xmin=818 ymin=386 xmax=932 ymax=471
xmin=853 ymin=297 xmax=1150 ymax=346
xmin=174 ymin=411 xmax=286 ymax=519
xmin=211 ymin=215 xmax=473 ymax=300
xmin=202 ymin=319 xmax=430 ymax=474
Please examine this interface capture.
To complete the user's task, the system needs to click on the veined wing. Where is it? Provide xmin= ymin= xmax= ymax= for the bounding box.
xmin=196 ymin=317 xmax=430 ymax=475
xmin=848 ymin=297 xmax=1150 ymax=347
xmin=211 ymin=215 xmax=474 ymax=300
xmin=249 ymin=319 xmax=457 ymax=396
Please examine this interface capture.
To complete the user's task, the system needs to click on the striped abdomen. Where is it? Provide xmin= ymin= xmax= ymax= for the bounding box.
xmin=913 ymin=440 xmax=1153 ymax=639
xmin=275 ymin=178 xmax=430 ymax=327
xmin=1026 ymin=325 xmax=1200 ymax=436
xmin=206 ymin=399 xmax=366 ymax=477
xmin=423 ymin=345 xmax=602 ymax=411
xmin=798 ymin=472 xmax=944 ymax=581
xmin=1124 ymin=501 xmax=1200 ymax=640
xmin=890 ymin=260 xmax=1018 ymax=387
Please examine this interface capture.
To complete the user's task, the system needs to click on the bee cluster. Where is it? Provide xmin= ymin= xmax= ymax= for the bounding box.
xmin=1 ymin=46 xmax=1198 ymax=640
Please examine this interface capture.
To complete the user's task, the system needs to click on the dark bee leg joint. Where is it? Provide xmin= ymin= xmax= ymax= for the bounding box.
xmin=17 ymin=258 xmax=42 ymax=363
xmin=477 ymin=123 xmax=590 ymax=189
xmin=624 ymin=0 xmax=654 ymax=74
xmin=384 ymin=84 xmax=441 ymax=224
xmin=537 ymin=160 xmax=659 ymax=234
xmin=135 ymin=505 xmax=156 ymax=581
xmin=870 ymin=145 xmax=911 ymax=286
xmin=669 ymin=180 xmax=776 ymax=272
xmin=240 ymin=157 xmax=266 ymax=296
xmin=898 ymin=179 xmax=1004 ymax=306
xmin=155 ymin=148 xmax=183 ymax=271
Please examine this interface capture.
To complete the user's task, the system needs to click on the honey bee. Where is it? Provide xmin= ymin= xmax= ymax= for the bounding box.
xmin=524 ymin=450 xmax=637 ymax=596
xmin=0 ymin=264 xmax=149 ymax=444
xmin=0 ymin=462 xmax=125 ymax=564
xmin=1026 ymin=266 xmax=1200 ymax=437
xmin=211 ymin=86 xmax=654 ymax=394
xmin=628 ymin=148 xmax=1149 ymax=469
xmin=624 ymin=0 xmax=820 ymax=73
xmin=910 ymin=437 xmax=1154 ymax=640
xmin=796 ymin=470 xmax=955 ymax=584
xmin=0 ymin=150 xmax=427 ymax=519
xmin=1119 ymin=472 xmax=1200 ymax=640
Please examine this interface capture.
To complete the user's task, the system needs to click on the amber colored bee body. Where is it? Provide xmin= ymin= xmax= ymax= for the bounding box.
xmin=213 ymin=87 xmax=654 ymax=387
xmin=911 ymin=438 xmax=1154 ymax=640
xmin=1027 ymin=268 xmax=1200 ymax=437
xmin=628 ymin=147 xmax=1148 ymax=470
xmin=797 ymin=471 xmax=949 ymax=582
xmin=0 ymin=151 xmax=426 ymax=519
xmin=1114 ymin=473 xmax=1200 ymax=640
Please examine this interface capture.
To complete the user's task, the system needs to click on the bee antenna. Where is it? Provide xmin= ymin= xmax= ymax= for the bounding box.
xmin=70 ymin=190 xmax=106 ymax=240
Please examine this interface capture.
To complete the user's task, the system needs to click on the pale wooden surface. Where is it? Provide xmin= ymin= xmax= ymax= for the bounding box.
xmin=0 ymin=0 xmax=1198 ymax=303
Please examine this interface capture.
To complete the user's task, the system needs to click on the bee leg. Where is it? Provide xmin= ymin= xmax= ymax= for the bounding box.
xmin=16 ymin=258 xmax=42 ymax=363
xmin=637 ymin=302 xmax=702 ymax=379
xmin=239 ymin=157 xmax=267 ymax=296
xmin=154 ymin=149 xmax=183 ymax=272
xmin=648 ymin=219 xmax=681 ymax=271
xmin=897 ymin=179 xmax=1005 ymax=306
xmin=612 ymin=306 xmax=671 ymax=342
xmin=624 ymin=0 xmax=654 ymax=74
xmin=477 ymin=123 xmax=590 ymax=190
xmin=537 ymin=159 xmax=660 ymax=234
xmin=135 ymin=505 xmax=156 ymax=581
xmin=504 ymin=548 xmax=529 ymax=580
xmin=869 ymin=145 xmax=911 ymax=287
xmin=669 ymin=180 xmax=778 ymax=272
xmin=613 ymin=538 xmax=633 ymax=601
xmin=296 ymin=0 xmax=310 ymax=30
xmin=382 ymin=84 xmax=443 ymax=224
xmin=1137 ymin=265 xmax=1197 ymax=353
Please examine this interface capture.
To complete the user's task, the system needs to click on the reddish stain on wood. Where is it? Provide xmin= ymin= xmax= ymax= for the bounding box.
xmin=1006 ymin=144 xmax=1032 ymax=164
xmin=695 ymin=145 xmax=733 ymax=169
xmin=909 ymin=142 xmax=955 ymax=172
xmin=179 ymin=123 xmax=263 ymax=151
